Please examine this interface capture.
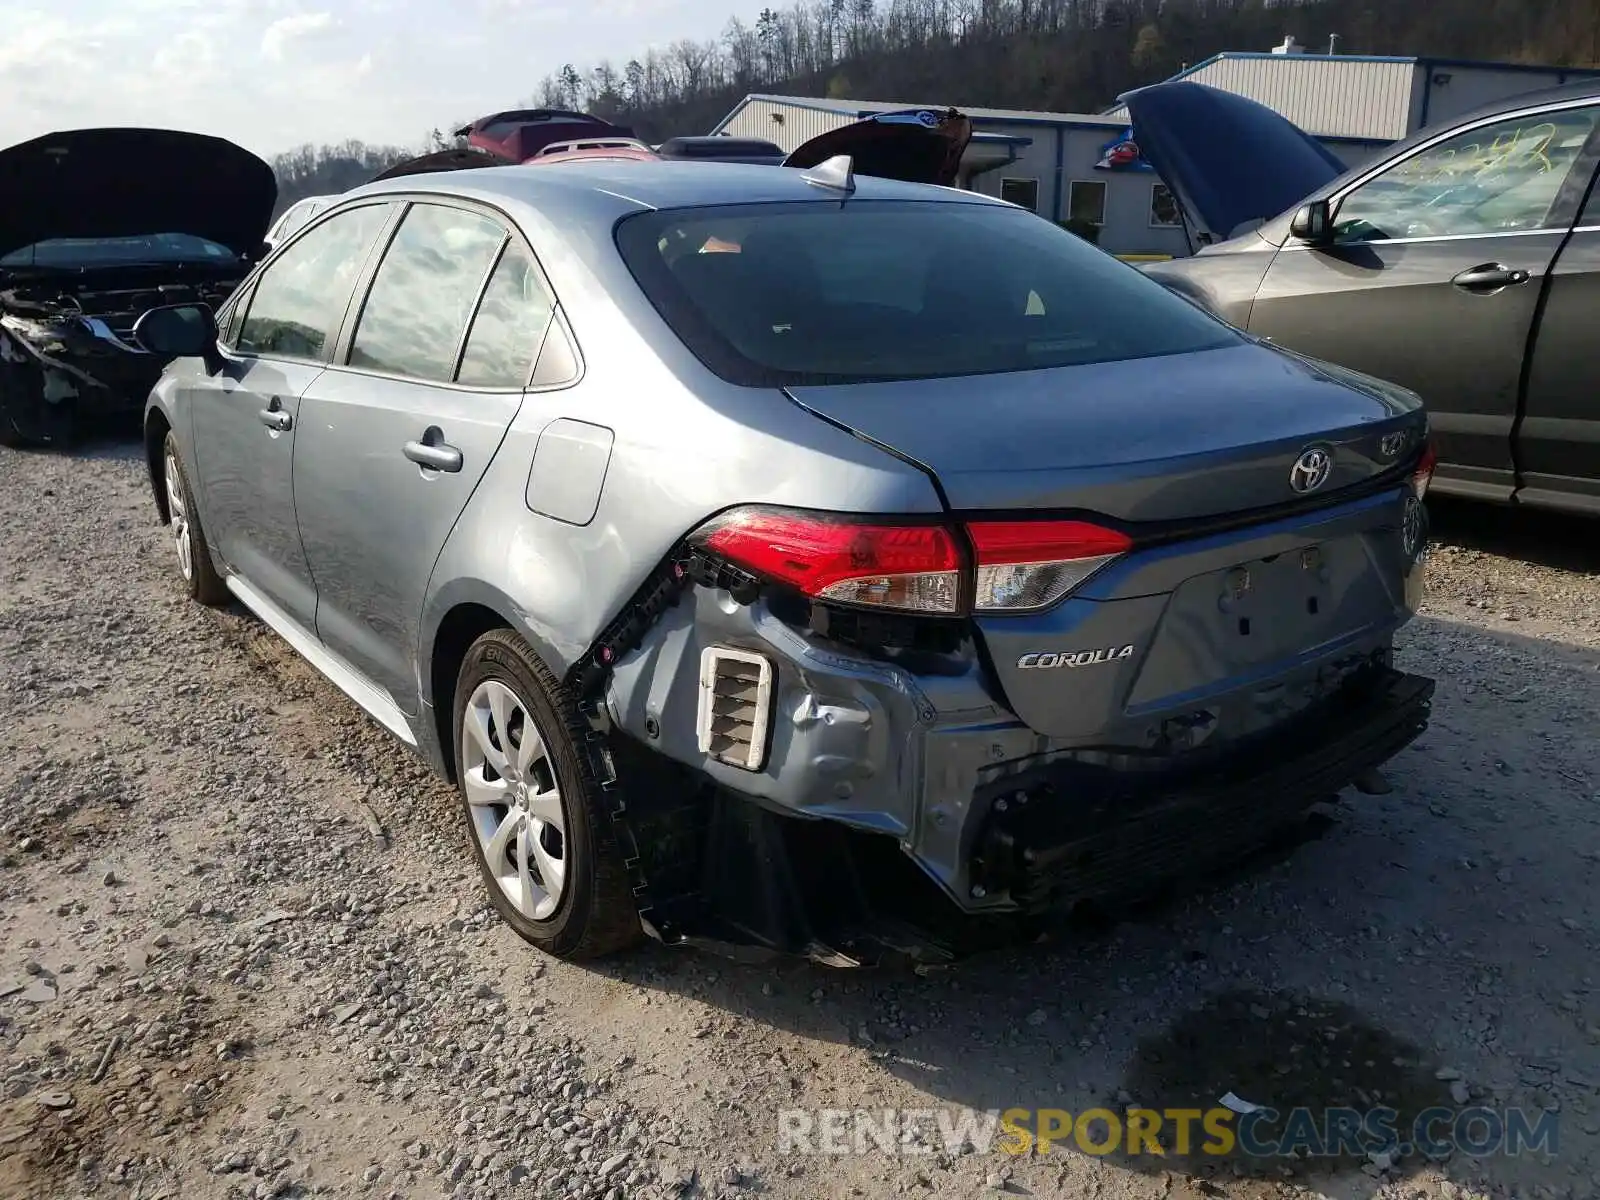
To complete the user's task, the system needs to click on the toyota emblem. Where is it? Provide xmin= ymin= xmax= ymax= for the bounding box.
xmin=1289 ymin=446 xmax=1333 ymax=494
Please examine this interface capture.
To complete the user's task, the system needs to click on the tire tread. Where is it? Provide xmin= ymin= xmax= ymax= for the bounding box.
xmin=457 ymin=628 xmax=641 ymax=960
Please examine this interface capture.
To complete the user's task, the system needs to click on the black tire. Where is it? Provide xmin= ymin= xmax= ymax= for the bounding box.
xmin=453 ymin=628 xmax=641 ymax=960
xmin=162 ymin=432 xmax=230 ymax=606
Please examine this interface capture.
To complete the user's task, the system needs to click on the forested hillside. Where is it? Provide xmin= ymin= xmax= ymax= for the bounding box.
xmin=531 ymin=0 xmax=1600 ymax=138
xmin=271 ymin=0 xmax=1600 ymax=210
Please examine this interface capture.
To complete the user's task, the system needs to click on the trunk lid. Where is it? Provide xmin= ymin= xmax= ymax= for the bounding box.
xmin=784 ymin=341 xmax=1424 ymax=525
xmin=1118 ymin=81 xmax=1346 ymax=244
xmin=0 ymin=128 xmax=277 ymax=261
xmin=786 ymin=341 xmax=1429 ymax=743
xmin=783 ymin=108 xmax=973 ymax=186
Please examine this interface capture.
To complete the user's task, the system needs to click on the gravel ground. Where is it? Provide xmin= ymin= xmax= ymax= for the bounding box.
xmin=2 ymin=442 xmax=1599 ymax=1200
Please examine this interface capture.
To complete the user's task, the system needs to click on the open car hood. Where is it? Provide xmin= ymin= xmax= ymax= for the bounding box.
xmin=0 ymin=128 xmax=277 ymax=261
xmin=1118 ymin=82 xmax=1347 ymax=243
xmin=372 ymin=146 xmax=513 ymax=181
xmin=783 ymin=109 xmax=973 ymax=186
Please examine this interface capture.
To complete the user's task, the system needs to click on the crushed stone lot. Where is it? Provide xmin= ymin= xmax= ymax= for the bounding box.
xmin=2 ymin=441 xmax=1599 ymax=1200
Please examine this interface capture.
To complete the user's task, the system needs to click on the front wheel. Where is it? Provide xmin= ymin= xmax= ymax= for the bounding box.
xmin=162 ymin=432 xmax=229 ymax=606
xmin=453 ymin=629 xmax=641 ymax=960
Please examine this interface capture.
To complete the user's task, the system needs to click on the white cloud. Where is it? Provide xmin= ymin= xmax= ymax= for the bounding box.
xmin=0 ymin=0 xmax=785 ymax=158
xmin=260 ymin=11 xmax=335 ymax=61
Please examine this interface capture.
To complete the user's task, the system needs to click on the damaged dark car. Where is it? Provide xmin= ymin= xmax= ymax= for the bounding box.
xmin=0 ymin=127 xmax=276 ymax=447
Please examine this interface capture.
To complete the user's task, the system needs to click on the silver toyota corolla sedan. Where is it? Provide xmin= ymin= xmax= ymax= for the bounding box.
xmin=135 ymin=156 xmax=1438 ymax=965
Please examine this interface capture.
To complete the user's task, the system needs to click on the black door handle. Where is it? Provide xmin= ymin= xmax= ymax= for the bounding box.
xmin=258 ymin=397 xmax=292 ymax=432
xmin=403 ymin=425 xmax=463 ymax=473
xmin=1451 ymin=263 xmax=1530 ymax=292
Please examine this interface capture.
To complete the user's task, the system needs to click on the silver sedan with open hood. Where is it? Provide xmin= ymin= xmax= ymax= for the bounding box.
xmin=135 ymin=153 xmax=1437 ymax=965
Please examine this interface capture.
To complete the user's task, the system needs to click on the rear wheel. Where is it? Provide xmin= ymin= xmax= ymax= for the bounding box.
xmin=453 ymin=629 xmax=640 ymax=960
xmin=162 ymin=432 xmax=229 ymax=606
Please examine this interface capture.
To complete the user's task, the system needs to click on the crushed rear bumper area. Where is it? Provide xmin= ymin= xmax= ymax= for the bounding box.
xmin=967 ymin=667 xmax=1434 ymax=912
xmin=604 ymin=663 xmax=1434 ymax=965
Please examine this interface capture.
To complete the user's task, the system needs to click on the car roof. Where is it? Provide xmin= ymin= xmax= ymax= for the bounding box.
xmin=344 ymin=157 xmax=1004 ymax=223
xmin=1458 ymin=76 xmax=1600 ymax=120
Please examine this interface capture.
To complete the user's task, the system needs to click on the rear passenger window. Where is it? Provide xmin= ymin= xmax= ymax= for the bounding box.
xmin=456 ymin=243 xmax=556 ymax=388
xmin=238 ymin=204 xmax=390 ymax=361
xmin=349 ymin=204 xmax=506 ymax=382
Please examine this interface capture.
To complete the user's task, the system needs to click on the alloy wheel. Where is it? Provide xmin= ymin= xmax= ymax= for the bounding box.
xmin=461 ymin=679 xmax=567 ymax=920
xmin=164 ymin=453 xmax=193 ymax=581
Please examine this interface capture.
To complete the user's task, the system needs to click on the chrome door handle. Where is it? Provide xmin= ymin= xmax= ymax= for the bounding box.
xmin=403 ymin=426 xmax=463 ymax=473
xmin=1451 ymin=263 xmax=1529 ymax=292
xmin=258 ymin=399 xmax=292 ymax=432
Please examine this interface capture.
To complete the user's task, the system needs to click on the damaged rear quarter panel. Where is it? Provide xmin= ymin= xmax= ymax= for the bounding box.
xmin=603 ymin=585 xmax=1064 ymax=909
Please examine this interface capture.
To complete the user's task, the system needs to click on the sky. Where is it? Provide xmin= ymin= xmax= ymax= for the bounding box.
xmin=0 ymin=0 xmax=771 ymax=159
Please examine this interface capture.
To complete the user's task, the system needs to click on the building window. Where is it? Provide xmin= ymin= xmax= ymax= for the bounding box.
xmin=1149 ymin=183 xmax=1181 ymax=227
xmin=1000 ymin=178 xmax=1039 ymax=212
xmin=1068 ymin=181 xmax=1107 ymax=226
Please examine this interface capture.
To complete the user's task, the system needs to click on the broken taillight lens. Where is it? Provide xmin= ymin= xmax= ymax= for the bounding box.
xmin=968 ymin=519 xmax=1133 ymax=611
xmin=692 ymin=508 xmax=1134 ymax=616
xmin=1410 ymin=442 xmax=1437 ymax=500
xmin=693 ymin=508 xmax=964 ymax=614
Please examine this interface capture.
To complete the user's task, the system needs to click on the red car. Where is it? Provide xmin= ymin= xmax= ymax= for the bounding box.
xmin=455 ymin=109 xmax=641 ymax=163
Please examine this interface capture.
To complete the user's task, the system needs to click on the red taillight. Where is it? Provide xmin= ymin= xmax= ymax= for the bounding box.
xmin=695 ymin=508 xmax=963 ymax=614
xmin=692 ymin=508 xmax=1133 ymax=615
xmin=1410 ymin=442 xmax=1437 ymax=500
xmin=967 ymin=519 xmax=1132 ymax=611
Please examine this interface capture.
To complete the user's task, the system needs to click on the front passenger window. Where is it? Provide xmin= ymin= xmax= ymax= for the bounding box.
xmin=1333 ymin=107 xmax=1600 ymax=243
xmin=238 ymin=204 xmax=390 ymax=361
xmin=456 ymin=243 xmax=556 ymax=388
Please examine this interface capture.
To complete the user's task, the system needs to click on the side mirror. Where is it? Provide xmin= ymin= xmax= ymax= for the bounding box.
xmin=1290 ymin=199 xmax=1333 ymax=244
xmin=134 ymin=303 xmax=217 ymax=356
xmin=133 ymin=303 xmax=222 ymax=374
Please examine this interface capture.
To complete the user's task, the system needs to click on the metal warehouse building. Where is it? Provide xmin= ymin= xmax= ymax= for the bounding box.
xmin=712 ymin=40 xmax=1600 ymax=257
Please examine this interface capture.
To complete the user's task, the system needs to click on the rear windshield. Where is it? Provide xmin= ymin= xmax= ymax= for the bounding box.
xmin=614 ymin=200 xmax=1236 ymax=386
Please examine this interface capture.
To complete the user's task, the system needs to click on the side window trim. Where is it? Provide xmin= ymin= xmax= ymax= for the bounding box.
xmin=230 ymin=199 xmax=404 ymax=366
xmin=1580 ymin=160 xmax=1600 ymax=226
xmin=330 ymin=201 xmax=414 ymax=369
xmin=528 ymin=306 xmax=580 ymax=391
xmin=1559 ymin=119 xmax=1600 ymax=228
xmin=1326 ymin=98 xmax=1600 ymax=241
xmin=219 ymin=281 xmax=254 ymax=350
xmin=449 ymin=234 xmax=513 ymax=383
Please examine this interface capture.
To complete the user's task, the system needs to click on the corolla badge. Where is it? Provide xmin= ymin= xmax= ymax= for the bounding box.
xmin=1017 ymin=645 xmax=1136 ymax=669
xmin=1289 ymin=445 xmax=1334 ymax=494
